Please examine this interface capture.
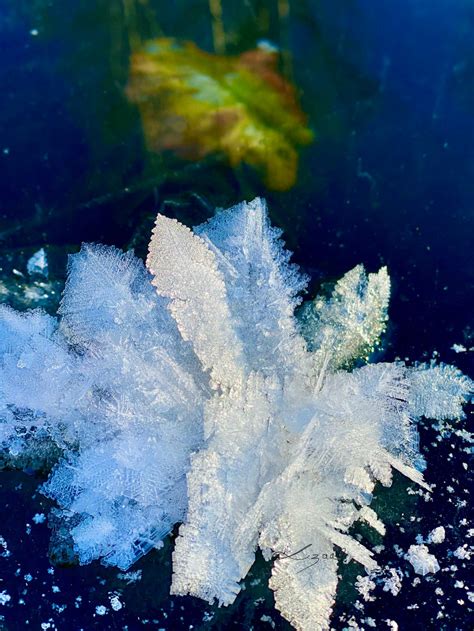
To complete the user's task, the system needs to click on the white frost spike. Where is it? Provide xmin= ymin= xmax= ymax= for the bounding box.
xmin=195 ymin=197 xmax=308 ymax=378
xmin=300 ymin=264 xmax=390 ymax=373
xmin=359 ymin=507 xmax=386 ymax=536
xmin=408 ymin=363 xmax=473 ymax=420
xmin=0 ymin=198 xmax=472 ymax=631
xmin=147 ymin=214 xmax=244 ymax=389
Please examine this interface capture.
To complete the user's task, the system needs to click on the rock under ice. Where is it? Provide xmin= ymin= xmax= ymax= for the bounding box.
xmin=0 ymin=198 xmax=472 ymax=630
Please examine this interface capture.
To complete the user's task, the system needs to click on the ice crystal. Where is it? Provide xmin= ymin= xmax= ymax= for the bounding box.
xmin=27 ymin=248 xmax=48 ymax=278
xmin=0 ymin=198 xmax=472 ymax=631
xmin=405 ymin=544 xmax=440 ymax=576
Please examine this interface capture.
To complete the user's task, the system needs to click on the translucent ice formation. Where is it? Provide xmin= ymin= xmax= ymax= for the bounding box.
xmin=27 ymin=248 xmax=49 ymax=277
xmin=0 ymin=198 xmax=472 ymax=630
xmin=405 ymin=544 xmax=440 ymax=575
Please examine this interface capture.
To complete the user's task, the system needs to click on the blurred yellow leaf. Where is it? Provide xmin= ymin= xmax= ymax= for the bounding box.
xmin=127 ymin=39 xmax=313 ymax=191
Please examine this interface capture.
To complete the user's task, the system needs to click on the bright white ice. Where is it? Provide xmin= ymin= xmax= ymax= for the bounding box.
xmin=1 ymin=198 xmax=472 ymax=630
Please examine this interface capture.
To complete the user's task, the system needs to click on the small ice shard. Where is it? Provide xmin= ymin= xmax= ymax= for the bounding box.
xmin=109 ymin=593 xmax=123 ymax=611
xmin=405 ymin=544 xmax=440 ymax=575
xmin=428 ymin=526 xmax=445 ymax=544
xmin=453 ymin=545 xmax=472 ymax=560
xmin=0 ymin=590 xmax=12 ymax=606
xmin=382 ymin=568 xmax=403 ymax=595
xmin=27 ymin=248 xmax=48 ymax=277
xmin=32 ymin=513 xmax=46 ymax=524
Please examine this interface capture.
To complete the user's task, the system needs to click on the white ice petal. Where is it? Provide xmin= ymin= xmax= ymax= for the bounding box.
xmin=147 ymin=214 xmax=244 ymax=389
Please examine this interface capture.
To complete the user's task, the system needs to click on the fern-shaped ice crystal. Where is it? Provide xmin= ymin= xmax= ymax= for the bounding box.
xmin=0 ymin=198 xmax=471 ymax=630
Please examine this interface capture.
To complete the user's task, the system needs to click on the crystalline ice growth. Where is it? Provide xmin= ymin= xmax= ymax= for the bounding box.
xmin=1 ymin=198 xmax=472 ymax=631
xmin=405 ymin=544 xmax=440 ymax=575
xmin=298 ymin=263 xmax=390 ymax=372
xmin=1 ymin=245 xmax=207 ymax=569
xmin=147 ymin=198 xmax=472 ymax=630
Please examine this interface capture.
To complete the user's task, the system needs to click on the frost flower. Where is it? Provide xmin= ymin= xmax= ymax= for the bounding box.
xmin=0 ymin=198 xmax=471 ymax=630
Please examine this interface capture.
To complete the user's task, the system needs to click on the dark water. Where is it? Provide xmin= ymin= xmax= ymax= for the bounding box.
xmin=0 ymin=1 xmax=473 ymax=629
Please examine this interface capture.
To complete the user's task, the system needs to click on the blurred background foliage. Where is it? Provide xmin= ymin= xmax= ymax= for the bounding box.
xmin=0 ymin=0 xmax=378 ymax=249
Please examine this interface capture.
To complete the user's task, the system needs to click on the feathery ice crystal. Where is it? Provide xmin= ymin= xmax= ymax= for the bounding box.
xmin=0 ymin=198 xmax=471 ymax=630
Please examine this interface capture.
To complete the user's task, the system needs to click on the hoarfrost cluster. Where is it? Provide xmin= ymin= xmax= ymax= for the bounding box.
xmin=0 ymin=198 xmax=471 ymax=630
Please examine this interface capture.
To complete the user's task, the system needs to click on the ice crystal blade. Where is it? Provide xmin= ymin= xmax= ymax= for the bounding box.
xmin=171 ymin=372 xmax=279 ymax=604
xmin=195 ymin=197 xmax=309 ymax=378
xmin=299 ymin=264 xmax=390 ymax=373
xmin=147 ymin=214 xmax=244 ymax=389
xmin=407 ymin=362 xmax=473 ymax=420
xmin=36 ymin=244 xmax=206 ymax=567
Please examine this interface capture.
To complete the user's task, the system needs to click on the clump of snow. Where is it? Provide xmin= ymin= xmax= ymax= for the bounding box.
xmin=0 ymin=590 xmax=11 ymax=606
xmin=1 ymin=198 xmax=472 ymax=631
xmin=32 ymin=513 xmax=46 ymax=524
xmin=453 ymin=545 xmax=472 ymax=560
xmin=381 ymin=568 xmax=403 ymax=596
xmin=405 ymin=544 xmax=440 ymax=575
xmin=355 ymin=575 xmax=376 ymax=601
xmin=451 ymin=343 xmax=466 ymax=353
xmin=428 ymin=526 xmax=445 ymax=544
xmin=109 ymin=593 xmax=123 ymax=611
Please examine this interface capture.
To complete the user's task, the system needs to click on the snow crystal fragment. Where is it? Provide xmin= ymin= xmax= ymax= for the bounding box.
xmin=0 ymin=535 xmax=10 ymax=558
xmin=453 ymin=545 xmax=471 ymax=560
xmin=95 ymin=605 xmax=108 ymax=615
xmin=27 ymin=248 xmax=48 ymax=277
xmin=382 ymin=568 xmax=403 ymax=595
xmin=405 ymin=544 xmax=440 ymax=575
xmin=117 ymin=569 xmax=142 ymax=583
xmin=355 ymin=575 xmax=376 ymax=601
xmin=0 ymin=591 xmax=11 ymax=606
xmin=33 ymin=513 xmax=46 ymax=524
xmin=428 ymin=526 xmax=445 ymax=544
xmin=299 ymin=264 xmax=390 ymax=372
xmin=109 ymin=594 xmax=123 ymax=611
